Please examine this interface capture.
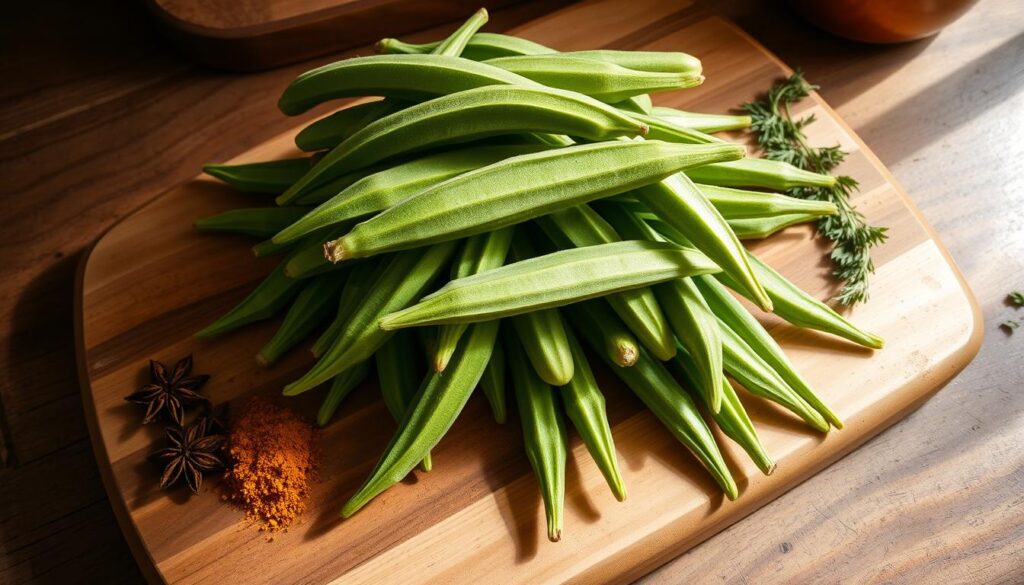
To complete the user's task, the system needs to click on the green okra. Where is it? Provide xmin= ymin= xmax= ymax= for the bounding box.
xmin=728 ymin=213 xmax=825 ymax=240
xmin=616 ymin=93 xmax=653 ymax=114
xmin=480 ymin=341 xmax=507 ymax=423
xmin=257 ymin=273 xmax=346 ymax=366
xmin=536 ymin=204 xmax=675 ymax=360
xmin=570 ymin=308 xmax=738 ymax=499
xmin=694 ymin=274 xmax=842 ymax=429
xmin=196 ymin=259 xmax=304 ymax=338
xmin=317 ymin=362 xmax=371 ymax=427
xmin=435 ymin=227 xmax=515 ymax=372
xmin=295 ymin=100 xmax=406 ymax=152
xmin=325 ymin=141 xmax=744 ymax=262
xmin=670 ymin=351 xmax=775 ymax=475
xmin=252 ymin=238 xmax=295 ymax=258
xmin=274 ymin=145 xmax=548 ymax=245
xmin=376 ymin=330 xmax=432 ymax=471
xmin=278 ymin=54 xmax=535 ymax=116
xmin=283 ymin=242 xmax=457 ymax=396
xmin=696 ymin=183 xmax=838 ymax=219
xmin=560 ymin=327 xmax=627 ymax=501
xmin=312 ymin=258 xmax=384 ymax=357
xmin=280 ymin=85 xmax=649 ymax=204
xmin=651 ymin=106 xmax=752 ymax=134
xmin=291 ymin=167 xmax=381 ymax=206
xmin=382 ymin=240 xmax=721 ymax=329
xmin=717 ymin=320 xmax=829 ymax=432
xmin=484 ymin=55 xmax=702 ymax=103
xmin=204 ymin=158 xmax=310 ymax=194
xmin=562 ymin=302 xmax=639 ymax=367
xmin=432 ymin=8 xmax=491 ymax=57
xmin=635 ymin=171 xmax=773 ymax=311
xmin=719 ymin=253 xmax=884 ymax=349
xmin=194 ymin=207 xmax=311 ymax=238
xmin=342 ymin=319 xmax=500 ymax=517
xmin=686 ymin=158 xmax=836 ymax=190
xmin=507 ymin=332 xmax=567 ymax=542
xmin=631 ymin=113 xmax=722 ymax=145
xmin=283 ymin=225 xmax=351 ymax=278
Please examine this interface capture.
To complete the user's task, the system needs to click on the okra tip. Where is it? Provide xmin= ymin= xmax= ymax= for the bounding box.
xmin=617 ymin=345 xmax=639 ymax=367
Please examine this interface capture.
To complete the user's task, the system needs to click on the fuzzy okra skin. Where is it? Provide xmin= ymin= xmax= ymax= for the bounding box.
xmin=694 ymin=274 xmax=842 ymax=429
xmin=326 ymin=141 xmax=744 ymax=262
xmin=295 ymin=100 xmax=405 ymax=152
xmin=317 ymin=362 xmax=371 ymax=427
xmin=274 ymin=145 xmax=547 ymax=245
xmin=480 ymin=341 xmax=508 ymax=423
xmin=194 ymin=207 xmax=311 ymax=238
xmin=670 ymin=351 xmax=775 ymax=475
xmin=283 ymin=225 xmax=351 ymax=278
xmin=280 ymin=85 xmax=649 ymax=204
xmin=257 ymin=273 xmax=345 ymax=366
xmin=631 ymin=113 xmax=722 ymax=145
xmin=204 ymin=158 xmax=310 ymax=194
xmin=686 ymin=158 xmax=836 ymax=190
xmin=507 ymin=332 xmax=568 ymax=542
xmin=650 ymin=106 xmax=752 ymax=134
xmin=570 ymin=307 xmax=738 ymax=499
xmin=536 ymin=205 xmax=675 ymax=361
xmin=312 ymin=258 xmax=384 ymax=357
xmin=283 ymin=242 xmax=457 ymax=396
xmin=382 ymin=240 xmax=721 ymax=329
xmin=728 ymin=213 xmax=826 ymax=240
xmin=376 ymin=331 xmax=433 ymax=471
xmin=560 ymin=328 xmax=627 ymax=501
xmin=636 ymin=171 xmax=773 ymax=312
xmin=485 ymin=55 xmax=702 ymax=103
xmin=696 ymin=183 xmax=838 ymax=219
xmin=561 ymin=302 xmax=640 ymax=368
xmin=342 ymin=319 xmax=500 ymax=517
xmin=196 ymin=260 xmax=305 ymax=339
xmin=435 ymin=228 xmax=515 ymax=372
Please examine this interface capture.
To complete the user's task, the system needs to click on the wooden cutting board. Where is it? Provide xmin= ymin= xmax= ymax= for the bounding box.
xmin=75 ymin=0 xmax=982 ymax=583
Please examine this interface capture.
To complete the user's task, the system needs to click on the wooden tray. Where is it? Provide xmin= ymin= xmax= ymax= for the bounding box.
xmin=76 ymin=0 xmax=982 ymax=583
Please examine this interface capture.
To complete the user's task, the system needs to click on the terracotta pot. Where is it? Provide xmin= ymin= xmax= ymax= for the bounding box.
xmin=790 ymin=0 xmax=981 ymax=43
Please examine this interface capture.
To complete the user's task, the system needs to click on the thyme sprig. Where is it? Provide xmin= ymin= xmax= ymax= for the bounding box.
xmin=743 ymin=71 xmax=888 ymax=305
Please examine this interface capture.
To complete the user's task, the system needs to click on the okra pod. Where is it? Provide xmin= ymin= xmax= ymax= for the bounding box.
xmin=257 ymin=273 xmax=345 ymax=366
xmin=283 ymin=225 xmax=351 ymax=278
xmin=376 ymin=330 xmax=432 ymax=471
xmin=562 ymin=302 xmax=639 ymax=367
xmin=194 ymin=207 xmax=310 ymax=238
xmin=686 ymin=158 xmax=836 ymax=190
xmin=728 ymin=213 xmax=825 ymax=239
xmin=342 ymin=319 xmax=500 ymax=517
xmin=295 ymin=100 xmax=406 ymax=152
xmin=325 ymin=141 xmax=744 ymax=262
xmin=696 ymin=183 xmax=838 ymax=219
xmin=480 ymin=341 xmax=507 ymax=423
xmin=317 ymin=362 xmax=371 ymax=427
xmin=507 ymin=332 xmax=567 ymax=542
xmin=204 ymin=158 xmax=310 ymax=194
xmin=311 ymin=258 xmax=384 ymax=357
xmin=382 ymin=240 xmax=720 ymax=329
xmin=631 ymin=113 xmax=722 ymax=145
xmin=651 ymin=106 xmax=752 ymax=134
xmin=196 ymin=259 xmax=304 ymax=338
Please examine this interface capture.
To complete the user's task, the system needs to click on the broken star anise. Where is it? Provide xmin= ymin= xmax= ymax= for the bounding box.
xmin=149 ymin=419 xmax=226 ymax=495
xmin=125 ymin=354 xmax=210 ymax=426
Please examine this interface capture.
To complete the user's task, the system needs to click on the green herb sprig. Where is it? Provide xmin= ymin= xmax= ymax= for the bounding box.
xmin=743 ymin=71 xmax=887 ymax=305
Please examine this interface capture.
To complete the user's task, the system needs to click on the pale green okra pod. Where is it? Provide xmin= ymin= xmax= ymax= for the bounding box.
xmin=651 ymin=106 xmax=752 ymax=134
xmin=257 ymin=273 xmax=345 ymax=366
xmin=376 ymin=331 xmax=433 ymax=471
xmin=686 ymin=158 xmax=836 ymax=190
xmin=561 ymin=302 xmax=639 ymax=367
xmin=695 ymin=183 xmax=838 ymax=219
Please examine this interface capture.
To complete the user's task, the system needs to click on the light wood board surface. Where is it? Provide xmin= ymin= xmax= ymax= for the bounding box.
xmin=74 ymin=0 xmax=981 ymax=583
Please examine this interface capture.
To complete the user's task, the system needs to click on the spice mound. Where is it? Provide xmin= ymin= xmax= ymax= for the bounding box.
xmin=222 ymin=397 xmax=319 ymax=534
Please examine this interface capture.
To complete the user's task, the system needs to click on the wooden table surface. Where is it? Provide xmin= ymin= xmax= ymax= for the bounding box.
xmin=1 ymin=1 xmax=1020 ymax=583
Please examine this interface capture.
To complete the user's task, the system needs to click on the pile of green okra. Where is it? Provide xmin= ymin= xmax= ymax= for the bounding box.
xmin=194 ymin=9 xmax=883 ymax=540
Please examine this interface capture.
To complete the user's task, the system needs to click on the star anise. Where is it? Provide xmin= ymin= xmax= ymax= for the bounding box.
xmin=125 ymin=354 xmax=210 ymax=426
xmin=195 ymin=403 xmax=229 ymax=436
xmin=149 ymin=420 xmax=226 ymax=494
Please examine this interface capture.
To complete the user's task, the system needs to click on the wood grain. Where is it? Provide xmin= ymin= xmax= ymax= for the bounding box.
xmin=74 ymin=0 xmax=980 ymax=583
xmin=2 ymin=1 xmax=1021 ymax=584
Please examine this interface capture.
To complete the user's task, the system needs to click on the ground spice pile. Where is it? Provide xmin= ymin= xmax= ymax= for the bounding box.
xmin=222 ymin=397 xmax=319 ymax=534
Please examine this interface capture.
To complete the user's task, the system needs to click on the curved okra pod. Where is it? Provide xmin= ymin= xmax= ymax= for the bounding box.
xmin=635 ymin=171 xmax=773 ymax=311
xmin=252 ymin=238 xmax=295 ymax=258
xmin=325 ymin=141 xmax=744 ymax=261
xmin=194 ymin=207 xmax=311 ymax=238
xmin=686 ymin=158 xmax=836 ymax=190
xmin=283 ymin=225 xmax=352 ymax=278
xmin=560 ymin=328 xmax=627 ymax=501
xmin=484 ymin=55 xmax=701 ymax=103
xmin=728 ymin=213 xmax=826 ymax=240
xmin=562 ymin=302 xmax=639 ymax=367
xmin=279 ymin=85 xmax=649 ymax=204
xmin=435 ymin=227 xmax=515 ymax=372
xmin=616 ymin=93 xmax=653 ymax=114
xmin=670 ymin=351 xmax=775 ymax=475
xmin=631 ymin=113 xmax=722 ymax=145
xmin=295 ymin=100 xmax=406 ymax=152
xmin=204 ymin=158 xmax=310 ymax=194
xmin=196 ymin=259 xmax=305 ymax=338
xmin=274 ymin=145 xmax=548 ymax=244
xmin=317 ymin=362 xmax=371 ymax=427
xmin=257 ymin=273 xmax=346 ymax=366
xmin=480 ymin=341 xmax=507 ymax=423
xmin=570 ymin=307 xmax=738 ymax=499
xmin=376 ymin=330 xmax=433 ymax=471
xmin=717 ymin=320 xmax=829 ymax=432
xmin=694 ymin=274 xmax=842 ymax=429
xmin=342 ymin=319 xmax=500 ymax=517
xmin=312 ymin=258 xmax=385 ymax=357
xmin=718 ymin=253 xmax=884 ymax=349
xmin=381 ymin=240 xmax=720 ymax=329
xmin=536 ymin=205 xmax=675 ymax=360
xmin=283 ymin=242 xmax=457 ymax=396
xmin=651 ymin=106 xmax=752 ymax=134
xmin=696 ymin=183 xmax=838 ymax=219
xmin=506 ymin=332 xmax=567 ymax=542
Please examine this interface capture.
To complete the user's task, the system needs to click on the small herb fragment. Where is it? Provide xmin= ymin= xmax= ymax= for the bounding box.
xmin=1001 ymin=320 xmax=1020 ymax=333
xmin=1008 ymin=291 xmax=1024 ymax=306
xmin=124 ymin=355 xmax=210 ymax=426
